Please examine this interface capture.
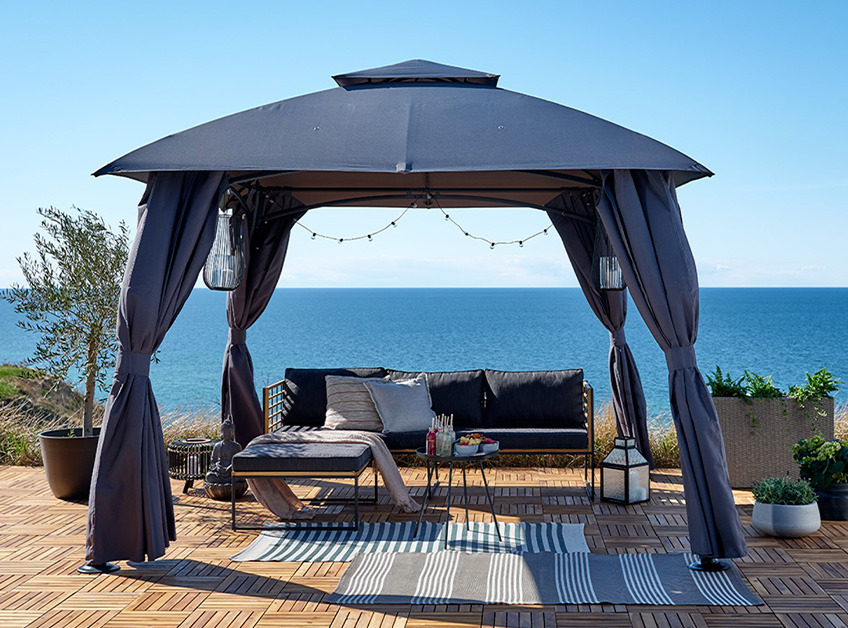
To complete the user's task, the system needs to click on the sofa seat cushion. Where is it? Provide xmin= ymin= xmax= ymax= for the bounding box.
xmin=382 ymin=430 xmax=430 ymax=451
xmin=283 ymin=367 xmax=387 ymax=426
xmin=233 ymin=442 xmax=372 ymax=474
xmin=388 ymin=369 xmax=484 ymax=427
xmin=484 ymin=369 xmax=584 ymax=429
xmin=458 ymin=428 xmax=589 ymax=452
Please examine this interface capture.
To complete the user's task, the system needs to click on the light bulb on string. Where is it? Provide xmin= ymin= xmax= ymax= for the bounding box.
xmin=490 ymin=243 xmax=495 ymax=250
xmin=519 ymin=241 xmax=524 ymax=248
xmin=311 ymin=233 xmax=316 ymax=240
xmin=367 ymin=235 xmax=372 ymax=242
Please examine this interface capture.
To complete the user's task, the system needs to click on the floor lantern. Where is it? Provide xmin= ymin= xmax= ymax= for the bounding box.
xmin=600 ymin=436 xmax=650 ymax=504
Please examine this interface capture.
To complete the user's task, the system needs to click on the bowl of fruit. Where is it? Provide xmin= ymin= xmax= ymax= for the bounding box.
xmin=480 ymin=437 xmax=499 ymax=454
xmin=455 ymin=434 xmax=482 ymax=456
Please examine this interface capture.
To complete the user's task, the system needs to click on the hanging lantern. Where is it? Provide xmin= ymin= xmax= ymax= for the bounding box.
xmin=600 ymin=436 xmax=650 ymax=505
xmin=591 ymin=216 xmax=625 ymax=291
xmin=203 ymin=211 xmax=244 ymax=291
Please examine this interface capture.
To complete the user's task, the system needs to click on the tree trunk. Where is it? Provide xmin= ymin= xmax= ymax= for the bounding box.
xmin=82 ymin=338 xmax=98 ymax=437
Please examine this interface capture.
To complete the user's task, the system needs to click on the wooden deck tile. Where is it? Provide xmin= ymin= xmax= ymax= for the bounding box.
xmin=1 ymin=464 xmax=848 ymax=627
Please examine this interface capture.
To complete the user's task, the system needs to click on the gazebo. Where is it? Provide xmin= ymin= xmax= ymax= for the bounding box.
xmin=84 ymin=60 xmax=745 ymax=570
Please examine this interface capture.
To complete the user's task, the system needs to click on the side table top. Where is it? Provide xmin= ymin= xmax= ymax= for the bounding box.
xmin=415 ymin=447 xmax=499 ymax=463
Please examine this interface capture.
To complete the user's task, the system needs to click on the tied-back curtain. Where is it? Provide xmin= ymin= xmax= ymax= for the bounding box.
xmin=546 ymin=191 xmax=653 ymax=466
xmin=596 ymin=169 xmax=746 ymax=559
xmin=222 ymin=190 xmax=306 ymax=445
xmin=85 ymin=171 xmax=226 ymax=564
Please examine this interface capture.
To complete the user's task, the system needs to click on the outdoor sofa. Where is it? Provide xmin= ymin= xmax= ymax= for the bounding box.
xmin=231 ymin=368 xmax=594 ymax=529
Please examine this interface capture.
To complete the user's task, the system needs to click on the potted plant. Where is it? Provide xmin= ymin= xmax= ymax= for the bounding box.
xmin=751 ymin=476 xmax=820 ymax=537
xmin=707 ymin=367 xmax=840 ymax=488
xmin=3 ymin=207 xmax=128 ymax=500
xmin=793 ymin=436 xmax=848 ymax=521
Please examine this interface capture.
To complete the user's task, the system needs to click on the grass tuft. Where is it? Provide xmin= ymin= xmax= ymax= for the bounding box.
xmin=2 ymin=396 xmax=845 ymax=470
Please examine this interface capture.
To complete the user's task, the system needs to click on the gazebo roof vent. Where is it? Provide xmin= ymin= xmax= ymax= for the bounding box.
xmin=332 ymin=59 xmax=500 ymax=88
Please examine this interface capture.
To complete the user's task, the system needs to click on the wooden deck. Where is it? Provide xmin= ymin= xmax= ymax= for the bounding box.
xmin=2 ymin=464 xmax=848 ymax=628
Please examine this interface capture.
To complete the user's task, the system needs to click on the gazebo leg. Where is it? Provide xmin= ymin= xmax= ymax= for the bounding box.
xmin=689 ymin=556 xmax=731 ymax=572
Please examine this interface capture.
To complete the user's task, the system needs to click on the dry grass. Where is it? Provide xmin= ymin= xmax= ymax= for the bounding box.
xmin=832 ymin=400 xmax=848 ymax=440
xmin=3 ymin=398 xmax=845 ymax=470
xmin=0 ymin=401 xmax=71 ymax=465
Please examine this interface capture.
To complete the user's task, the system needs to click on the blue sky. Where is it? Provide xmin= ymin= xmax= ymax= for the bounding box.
xmin=1 ymin=1 xmax=845 ymax=287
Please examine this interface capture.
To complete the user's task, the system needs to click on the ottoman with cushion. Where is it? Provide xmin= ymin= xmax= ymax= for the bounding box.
xmin=231 ymin=442 xmax=375 ymax=530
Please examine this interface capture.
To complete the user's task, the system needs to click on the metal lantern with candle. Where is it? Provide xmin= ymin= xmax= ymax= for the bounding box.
xmin=600 ymin=436 xmax=650 ymax=504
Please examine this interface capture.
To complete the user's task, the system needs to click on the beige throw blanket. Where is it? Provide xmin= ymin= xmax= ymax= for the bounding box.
xmin=244 ymin=430 xmax=420 ymax=519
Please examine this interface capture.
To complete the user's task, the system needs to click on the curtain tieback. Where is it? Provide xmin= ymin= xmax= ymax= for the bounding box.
xmin=610 ymin=328 xmax=627 ymax=347
xmin=229 ymin=328 xmax=247 ymax=345
xmin=664 ymin=346 xmax=697 ymax=371
xmin=116 ymin=351 xmax=152 ymax=377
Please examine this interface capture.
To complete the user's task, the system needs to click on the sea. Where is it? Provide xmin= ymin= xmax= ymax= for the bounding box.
xmin=0 ymin=288 xmax=845 ymax=417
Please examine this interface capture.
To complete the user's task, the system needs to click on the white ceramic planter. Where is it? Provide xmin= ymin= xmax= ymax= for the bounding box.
xmin=752 ymin=501 xmax=821 ymax=537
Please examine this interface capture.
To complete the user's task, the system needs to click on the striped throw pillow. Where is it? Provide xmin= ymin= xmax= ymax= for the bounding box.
xmin=324 ymin=375 xmax=385 ymax=431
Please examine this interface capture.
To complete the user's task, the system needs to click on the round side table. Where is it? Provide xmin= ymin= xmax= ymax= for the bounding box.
xmin=167 ymin=437 xmax=217 ymax=494
xmin=414 ymin=447 xmax=501 ymax=548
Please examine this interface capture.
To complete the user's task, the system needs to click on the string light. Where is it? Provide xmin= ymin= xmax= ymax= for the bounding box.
xmin=295 ymin=195 xmax=421 ymax=242
xmin=295 ymin=190 xmax=554 ymax=248
xmin=432 ymin=195 xmax=553 ymax=249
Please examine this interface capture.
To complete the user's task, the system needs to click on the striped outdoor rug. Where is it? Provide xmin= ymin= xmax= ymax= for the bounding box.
xmin=328 ymin=552 xmax=762 ymax=606
xmin=231 ymin=521 xmax=589 ymax=562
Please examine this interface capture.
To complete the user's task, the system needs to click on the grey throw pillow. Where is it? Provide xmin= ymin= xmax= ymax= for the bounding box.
xmin=363 ymin=376 xmax=436 ymax=435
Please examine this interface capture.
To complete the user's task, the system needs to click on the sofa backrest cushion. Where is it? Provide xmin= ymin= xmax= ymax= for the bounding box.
xmin=284 ymin=367 xmax=387 ymax=426
xmin=388 ymin=369 xmax=485 ymax=428
xmin=484 ymin=369 xmax=584 ymax=429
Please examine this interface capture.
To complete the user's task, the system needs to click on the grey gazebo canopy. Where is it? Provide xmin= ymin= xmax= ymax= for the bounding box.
xmin=86 ymin=60 xmax=744 ymax=568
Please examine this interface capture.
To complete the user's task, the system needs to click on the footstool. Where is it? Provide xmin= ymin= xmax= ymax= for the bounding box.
xmin=231 ymin=442 xmax=376 ymax=531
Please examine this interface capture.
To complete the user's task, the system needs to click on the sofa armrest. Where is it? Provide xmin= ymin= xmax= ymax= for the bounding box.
xmin=263 ymin=379 xmax=288 ymax=433
xmin=583 ymin=381 xmax=594 ymax=449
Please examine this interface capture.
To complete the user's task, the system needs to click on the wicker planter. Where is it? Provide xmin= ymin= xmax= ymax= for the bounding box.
xmin=714 ymin=396 xmax=835 ymax=489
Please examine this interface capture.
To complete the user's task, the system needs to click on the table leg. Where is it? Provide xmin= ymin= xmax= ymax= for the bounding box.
xmin=461 ymin=463 xmax=470 ymax=531
xmin=415 ymin=461 xmax=434 ymax=537
xmin=479 ymin=461 xmax=501 ymax=541
xmin=445 ymin=461 xmax=454 ymax=549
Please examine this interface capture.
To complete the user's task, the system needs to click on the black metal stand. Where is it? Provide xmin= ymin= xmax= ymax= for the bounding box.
xmin=77 ymin=562 xmax=120 ymax=574
xmin=689 ymin=556 xmax=732 ymax=572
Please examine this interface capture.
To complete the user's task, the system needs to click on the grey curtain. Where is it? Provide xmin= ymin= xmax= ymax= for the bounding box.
xmin=222 ymin=190 xmax=306 ymax=446
xmin=596 ymin=169 xmax=746 ymax=559
xmin=546 ymin=191 xmax=653 ymax=466
xmin=85 ymin=171 xmax=226 ymax=563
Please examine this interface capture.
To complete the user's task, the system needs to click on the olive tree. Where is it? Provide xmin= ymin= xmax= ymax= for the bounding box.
xmin=4 ymin=206 xmax=129 ymax=436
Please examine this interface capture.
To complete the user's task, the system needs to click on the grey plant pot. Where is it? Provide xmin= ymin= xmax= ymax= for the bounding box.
xmin=39 ymin=427 xmax=100 ymax=501
xmin=751 ymin=501 xmax=821 ymax=537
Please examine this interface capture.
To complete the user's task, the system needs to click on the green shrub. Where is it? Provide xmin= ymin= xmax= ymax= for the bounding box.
xmin=793 ymin=435 xmax=848 ymax=489
xmin=789 ymin=368 xmax=841 ymax=405
xmin=706 ymin=366 xmax=747 ymax=398
xmin=752 ymin=476 xmax=816 ymax=505
xmin=745 ymin=371 xmax=783 ymax=398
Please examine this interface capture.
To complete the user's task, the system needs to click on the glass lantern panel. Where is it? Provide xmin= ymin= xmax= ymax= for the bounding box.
xmin=602 ymin=465 xmax=625 ymax=502
xmin=628 ymin=465 xmax=650 ymax=502
xmin=603 ymin=446 xmax=630 ymax=467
